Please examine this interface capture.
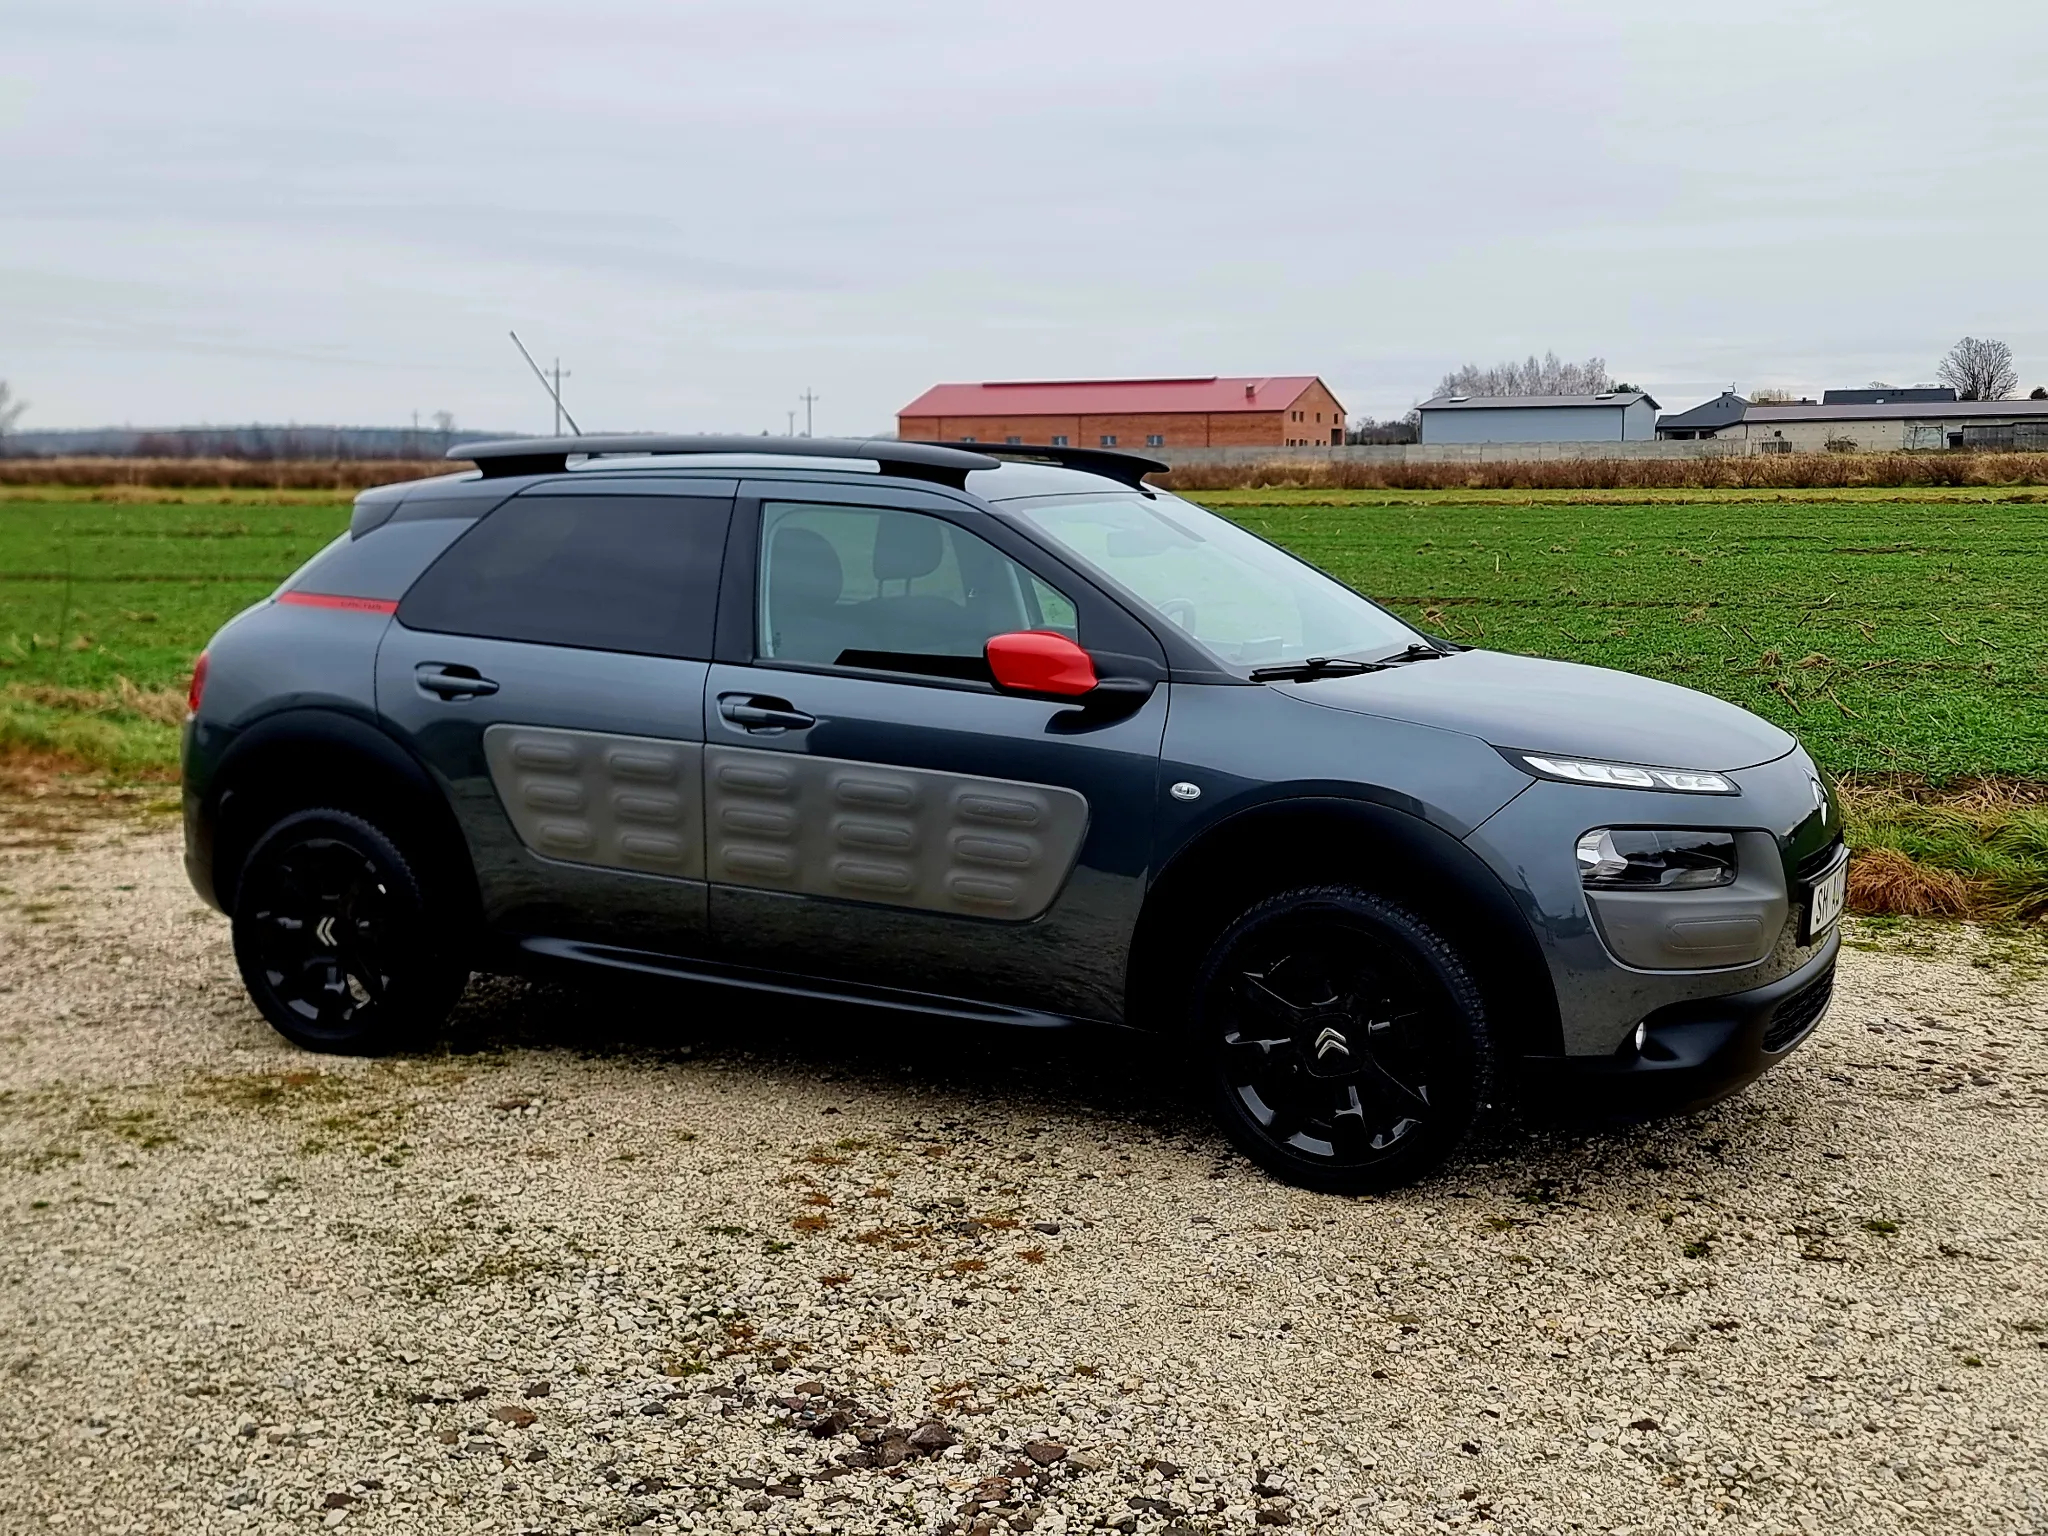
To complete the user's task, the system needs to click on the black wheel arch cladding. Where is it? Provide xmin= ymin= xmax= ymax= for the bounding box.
xmin=205 ymin=706 xmax=478 ymax=927
xmin=1129 ymin=794 xmax=1562 ymax=1057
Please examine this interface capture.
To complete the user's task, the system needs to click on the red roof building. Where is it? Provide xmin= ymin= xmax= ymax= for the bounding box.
xmin=897 ymin=376 xmax=1346 ymax=451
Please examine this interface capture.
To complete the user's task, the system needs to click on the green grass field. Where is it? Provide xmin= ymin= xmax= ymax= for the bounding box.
xmin=4 ymin=484 xmax=2047 ymax=779
xmin=2 ymin=482 xmax=2046 ymax=918
xmin=0 ymin=488 xmax=351 ymax=774
xmin=1202 ymin=488 xmax=2048 ymax=782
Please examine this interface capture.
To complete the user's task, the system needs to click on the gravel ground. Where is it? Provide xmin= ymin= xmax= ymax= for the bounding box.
xmin=2 ymin=797 xmax=2045 ymax=1536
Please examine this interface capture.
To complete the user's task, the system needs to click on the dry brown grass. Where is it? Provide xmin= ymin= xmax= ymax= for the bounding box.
xmin=1837 ymin=776 xmax=2048 ymax=923
xmin=8 ymin=679 xmax=189 ymax=728
xmin=1154 ymin=451 xmax=2048 ymax=493
xmin=1844 ymin=846 xmax=1978 ymax=919
xmin=7 ymin=449 xmax=2048 ymax=494
xmin=0 ymin=457 xmax=453 ymax=491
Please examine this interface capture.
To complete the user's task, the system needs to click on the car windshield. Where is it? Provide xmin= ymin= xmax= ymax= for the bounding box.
xmin=1004 ymin=492 xmax=1423 ymax=668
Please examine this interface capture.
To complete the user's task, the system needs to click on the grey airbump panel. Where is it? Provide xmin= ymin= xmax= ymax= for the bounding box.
xmin=705 ymin=746 xmax=1088 ymax=921
xmin=484 ymin=725 xmax=705 ymax=880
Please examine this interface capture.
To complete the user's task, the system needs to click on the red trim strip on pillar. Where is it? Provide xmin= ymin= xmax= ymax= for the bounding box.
xmin=277 ymin=591 xmax=400 ymax=615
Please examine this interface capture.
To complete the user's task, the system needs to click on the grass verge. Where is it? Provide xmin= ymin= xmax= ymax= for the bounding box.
xmin=1839 ymin=779 xmax=2048 ymax=922
xmin=3 ymin=480 xmax=2044 ymax=923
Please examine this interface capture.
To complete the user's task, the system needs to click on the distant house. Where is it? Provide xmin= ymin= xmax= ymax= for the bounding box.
xmin=897 ymin=376 xmax=1347 ymax=450
xmin=1656 ymin=390 xmax=1751 ymax=441
xmin=1659 ymin=393 xmax=2048 ymax=450
xmin=1414 ymin=392 xmax=1659 ymax=445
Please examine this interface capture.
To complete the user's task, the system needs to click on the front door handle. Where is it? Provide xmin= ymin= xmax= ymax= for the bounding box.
xmin=718 ymin=693 xmax=815 ymax=732
xmin=416 ymin=663 xmax=500 ymax=699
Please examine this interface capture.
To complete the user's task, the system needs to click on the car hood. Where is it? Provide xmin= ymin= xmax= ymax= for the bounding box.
xmin=1272 ymin=649 xmax=1797 ymax=772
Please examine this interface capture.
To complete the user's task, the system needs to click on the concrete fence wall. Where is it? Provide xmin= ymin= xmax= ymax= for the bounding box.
xmin=1151 ymin=439 xmax=1756 ymax=469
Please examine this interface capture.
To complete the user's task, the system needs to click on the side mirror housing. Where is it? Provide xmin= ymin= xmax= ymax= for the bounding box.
xmin=985 ymin=630 xmax=1098 ymax=698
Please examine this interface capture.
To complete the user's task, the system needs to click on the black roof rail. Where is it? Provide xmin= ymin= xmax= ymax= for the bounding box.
xmin=904 ymin=440 xmax=1168 ymax=489
xmin=449 ymin=434 xmax=1001 ymax=488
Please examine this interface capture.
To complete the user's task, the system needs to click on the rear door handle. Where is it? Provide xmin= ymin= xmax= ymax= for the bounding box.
xmin=416 ymin=663 xmax=500 ymax=699
xmin=718 ymin=693 xmax=815 ymax=732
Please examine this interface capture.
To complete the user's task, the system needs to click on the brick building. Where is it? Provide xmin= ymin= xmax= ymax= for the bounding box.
xmin=896 ymin=376 xmax=1347 ymax=450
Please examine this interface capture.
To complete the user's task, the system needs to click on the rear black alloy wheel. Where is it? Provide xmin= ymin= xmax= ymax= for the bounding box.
xmin=231 ymin=809 xmax=462 ymax=1053
xmin=1193 ymin=886 xmax=1492 ymax=1193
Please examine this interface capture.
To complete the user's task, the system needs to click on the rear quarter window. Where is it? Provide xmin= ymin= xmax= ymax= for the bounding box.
xmin=398 ymin=494 xmax=729 ymax=658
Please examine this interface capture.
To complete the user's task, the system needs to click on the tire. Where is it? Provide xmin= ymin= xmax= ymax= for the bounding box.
xmin=1191 ymin=885 xmax=1493 ymax=1194
xmin=230 ymin=808 xmax=466 ymax=1054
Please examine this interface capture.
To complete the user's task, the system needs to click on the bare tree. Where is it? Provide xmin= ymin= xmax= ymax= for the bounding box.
xmin=431 ymin=410 xmax=456 ymax=435
xmin=1937 ymin=337 xmax=2018 ymax=401
xmin=1437 ymin=351 xmax=1611 ymax=398
xmin=0 ymin=381 xmax=26 ymax=440
xmin=1751 ymin=388 xmax=1801 ymax=404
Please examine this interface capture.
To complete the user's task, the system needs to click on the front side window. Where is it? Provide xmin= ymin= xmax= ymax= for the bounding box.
xmin=757 ymin=502 xmax=1076 ymax=680
xmin=399 ymin=493 xmax=726 ymax=657
xmin=1006 ymin=491 xmax=1420 ymax=669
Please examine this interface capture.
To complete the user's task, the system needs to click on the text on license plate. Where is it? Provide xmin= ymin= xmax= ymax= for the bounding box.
xmin=1806 ymin=855 xmax=1848 ymax=939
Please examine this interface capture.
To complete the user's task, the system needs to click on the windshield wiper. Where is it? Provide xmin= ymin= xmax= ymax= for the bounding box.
xmin=1382 ymin=642 xmax=1447 ymax=663
xmin=1248 ymin=655 xmax=1388 ymax=683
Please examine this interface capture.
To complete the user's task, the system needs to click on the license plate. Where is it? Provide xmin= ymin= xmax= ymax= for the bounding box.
xmin=1804 ymin=850 xmax=1848 ymax=941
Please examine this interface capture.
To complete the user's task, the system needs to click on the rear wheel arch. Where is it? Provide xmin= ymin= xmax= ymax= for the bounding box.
xmin=1128 ymin=795 xmax=1562 ymax=1057
xmin=207 ymin=707 xmax=478 ymax=930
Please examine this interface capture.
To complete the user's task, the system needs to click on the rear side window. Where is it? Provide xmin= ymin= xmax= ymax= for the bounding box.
xmin=399 ymin=494 xmax=728 ymax=657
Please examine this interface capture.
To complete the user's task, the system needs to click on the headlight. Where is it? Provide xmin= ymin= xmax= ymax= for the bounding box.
xmin=1576 ymin=828 xmax=1738 ymax=890
xmin=1517 ymin=753 xmax=1737 ymax=795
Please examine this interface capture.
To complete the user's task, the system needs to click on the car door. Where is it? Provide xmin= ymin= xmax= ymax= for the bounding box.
xmin=375 ymin=478 xmax=733 ymax=956
xmin=702 ymin=480 xmax=1169 ymax=1023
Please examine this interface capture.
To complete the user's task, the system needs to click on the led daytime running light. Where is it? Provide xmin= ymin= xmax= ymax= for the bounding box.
xmin=1521 ymin=754 xmax=1736 ymax=795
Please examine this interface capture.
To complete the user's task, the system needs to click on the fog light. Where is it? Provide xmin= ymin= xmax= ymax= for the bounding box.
xmin=1577 ymin=828 xmax=1738 ymax=890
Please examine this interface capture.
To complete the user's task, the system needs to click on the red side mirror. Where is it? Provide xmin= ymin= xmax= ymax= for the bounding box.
xmin=985 ymin=630 xmax=1098 ymax=698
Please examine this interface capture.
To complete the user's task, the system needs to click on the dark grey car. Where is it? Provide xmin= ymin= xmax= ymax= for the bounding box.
xmin=182 ymin=437 xmax=1846 ymax=1192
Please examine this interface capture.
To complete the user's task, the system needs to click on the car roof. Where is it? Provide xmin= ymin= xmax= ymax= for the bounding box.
xmin=440 ymin=435 xmax=1164 ymax=499
xmin=383 ymin=455 xmax=1148 ymax=502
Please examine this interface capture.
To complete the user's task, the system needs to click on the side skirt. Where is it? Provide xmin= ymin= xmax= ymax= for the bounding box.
xmin=514 ymin=935 xmax=1110 ymax=1032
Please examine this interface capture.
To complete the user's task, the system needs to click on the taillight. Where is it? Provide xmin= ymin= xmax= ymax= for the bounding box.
xmin=187 ymin=651 xmax=209 ymax=716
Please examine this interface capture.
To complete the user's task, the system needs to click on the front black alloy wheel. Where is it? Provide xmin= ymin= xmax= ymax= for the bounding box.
xmin=231 ymin=808 xmax=464 ymax=1053
xmin=1193 ymin=885 xmax=1493 ymax=1193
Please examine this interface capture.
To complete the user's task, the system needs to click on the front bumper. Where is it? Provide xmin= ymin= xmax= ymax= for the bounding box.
xmin=1517 ymin=929 xmax=1839 ymax=1121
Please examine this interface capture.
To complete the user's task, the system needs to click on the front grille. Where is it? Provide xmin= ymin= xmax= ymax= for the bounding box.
xmin=1795 ymin=838 xmax=1845 ymax=884
xmin=1762 ymin=966 xmax=1835 ymax=1053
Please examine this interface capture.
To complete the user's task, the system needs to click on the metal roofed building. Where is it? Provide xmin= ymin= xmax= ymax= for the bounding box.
xmin=896 ymin=376 xmax=1347 ymax=450
xmin=1415 ymin=392 xmax=1659 ymax=445
xmin=1820 ymin=387 xmax=1956 ymax=405
xmin=1704 ymin=397 xmax=2048 ymax=451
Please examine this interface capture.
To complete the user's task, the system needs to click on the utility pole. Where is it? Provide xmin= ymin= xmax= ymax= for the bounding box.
xmin=550 ymin=360 xmax=571 ymax=434
xmin=787 ymin=410 xmax=797 ymax=437
xmin=509 ymin=331 xmax=582 ymax=435
xmin=800 ymin=388 xmax=819 ymax=438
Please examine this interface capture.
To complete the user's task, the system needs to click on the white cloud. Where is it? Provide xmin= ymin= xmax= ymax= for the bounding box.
xmin=4 ymin=0 xmax=2045 ymax=432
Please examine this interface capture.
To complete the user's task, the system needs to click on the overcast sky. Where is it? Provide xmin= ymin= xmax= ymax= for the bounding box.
xmin=7 ymin=0 xmax=2047 ymax=435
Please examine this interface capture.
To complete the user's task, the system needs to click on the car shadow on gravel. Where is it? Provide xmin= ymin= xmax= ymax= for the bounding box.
xmin=420 ymin=967 xmax=1802 ymax=1196
xmin=436 ymin=968 xmax=1209 ymax=1140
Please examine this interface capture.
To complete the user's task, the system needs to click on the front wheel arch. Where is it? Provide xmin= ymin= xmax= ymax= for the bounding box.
xmin=1127 ymin=795 xmax=1560 ymax=1058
